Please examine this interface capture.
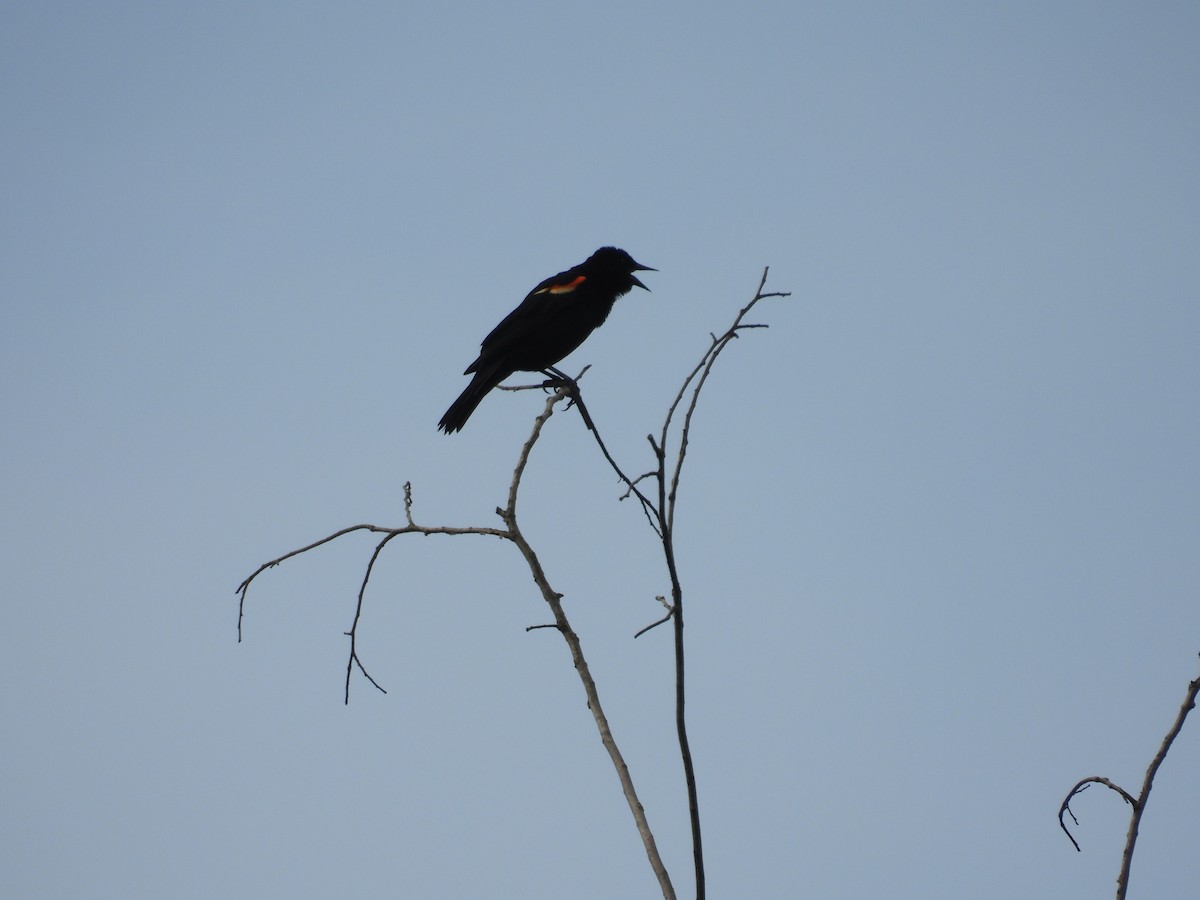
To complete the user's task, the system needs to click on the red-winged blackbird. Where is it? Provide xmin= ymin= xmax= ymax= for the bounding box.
xmin=437 ymin=246 xmax=654 ymax=433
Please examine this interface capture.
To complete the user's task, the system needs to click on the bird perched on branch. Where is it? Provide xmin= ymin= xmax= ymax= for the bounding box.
xmin=437 ymin=246 xmax=655 ymax=433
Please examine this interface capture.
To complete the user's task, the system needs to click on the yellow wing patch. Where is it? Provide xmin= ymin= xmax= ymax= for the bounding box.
xmin=534 ymin=275 xmax=587 ymax=295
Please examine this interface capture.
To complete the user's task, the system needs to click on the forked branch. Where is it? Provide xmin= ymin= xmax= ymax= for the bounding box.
xmin=236 ymin=484 xmax=508 ymax=703
xmin=571 ymin=267 xmax=789 ymax=900
xmin=1059 ymin=659 xmax=1200 ymax=900
xmin=236 ymin=387 xmax=675 ymax=900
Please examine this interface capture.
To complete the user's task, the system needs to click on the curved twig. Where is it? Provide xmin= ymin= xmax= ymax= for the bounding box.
xmin=1058 ymin=778 xmax=1138 ymax=851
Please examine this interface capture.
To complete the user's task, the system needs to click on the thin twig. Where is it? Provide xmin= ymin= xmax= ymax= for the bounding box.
xmin=1058 ymin=778 xmax=1138 ymax=851
xmin=635 ymin=610 xmax=675 ymax=639
xmin=666 ymin=268 xmax=789 ymax=534
xmin=343 ymin=532 xmax=400 ymax=703
xmin=568 ymin=389 xmax=662 ymax=536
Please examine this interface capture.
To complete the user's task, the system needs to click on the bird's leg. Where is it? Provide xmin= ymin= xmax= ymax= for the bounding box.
xmin=540 ymin=367 xmax=576 ymax=400
xmin=538 ymin=366 xmax=573 ymax=395
xmin=537 ymin=367 xmax=593 ymax=426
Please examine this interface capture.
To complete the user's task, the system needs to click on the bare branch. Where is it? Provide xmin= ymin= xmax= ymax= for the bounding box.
xmin=635 ymin=609 xmax=675 ymax=639
xmin=665 ymin=268 xmax=791 ymax=534
xmin=236 ymin=520 xmax=507 ymax=695
xmin=496 ymin=389 xmax=677 ymax=900
xmin=1060 ymin=661 xmax=1200 ymax=900
xmin=661 ymin=268 xmax=787 ymax=900
xmin=1058 ymin=777 xmax=1138 ymax=851
xmin=236 ymin=381 xmax=675 ymax=898
xmin=634 ymin=595 xmax=674 ymax=638
xmin=569 ymin=266 xmax=789 ymax=900
xmin=566 ymin=388 xmax=662 ymax=536
xmin=237 ymin=523 xmax=385 ymax=634
xmin=343 ymin=532 xmax=401 ymax=703
xmin=503 ymin=387 xmax=565 ymax=521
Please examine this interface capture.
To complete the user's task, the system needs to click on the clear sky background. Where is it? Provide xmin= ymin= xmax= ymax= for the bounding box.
xmin=3 ymin=3 xmax=1198 ymax=898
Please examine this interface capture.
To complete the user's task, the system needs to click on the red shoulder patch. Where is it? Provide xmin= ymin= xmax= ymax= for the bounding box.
xmin=534 ymin=275 xmax=586 ymax=295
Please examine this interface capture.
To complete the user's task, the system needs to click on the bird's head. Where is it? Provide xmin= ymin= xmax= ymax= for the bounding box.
xmin=590 ymin=246 xmax=656 ymax=291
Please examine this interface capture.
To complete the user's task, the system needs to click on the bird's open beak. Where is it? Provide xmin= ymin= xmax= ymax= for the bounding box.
xmin=631 ymin=260 xmax=656 ymax=291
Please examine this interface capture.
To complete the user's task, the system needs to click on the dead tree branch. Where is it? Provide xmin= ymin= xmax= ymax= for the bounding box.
xmin=236 ymin=385 xmax=675 ymax=900
xmin=573 ymin=267 xmax=790 ymax=900
xmin=1059 ymin=658 xmax=1200 ymax=899
xmin=236 ymin=496 xmax=508 ymax=703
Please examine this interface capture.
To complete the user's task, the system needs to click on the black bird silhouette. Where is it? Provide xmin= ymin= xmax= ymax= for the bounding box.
xmin=437 ymin=247 xmax=654 ymax=433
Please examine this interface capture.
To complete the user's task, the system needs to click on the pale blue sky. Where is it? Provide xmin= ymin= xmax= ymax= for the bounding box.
xmin=3 ymin=2 xmax=1198 ymax=898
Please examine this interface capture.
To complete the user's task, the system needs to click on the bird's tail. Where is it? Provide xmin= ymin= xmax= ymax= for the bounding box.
xmin=437 ymin=364 xmax=507 ymax=433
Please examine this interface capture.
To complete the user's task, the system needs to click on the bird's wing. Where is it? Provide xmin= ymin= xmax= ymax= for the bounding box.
xmin=473 ymin=269 xmax=589 ymax=360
